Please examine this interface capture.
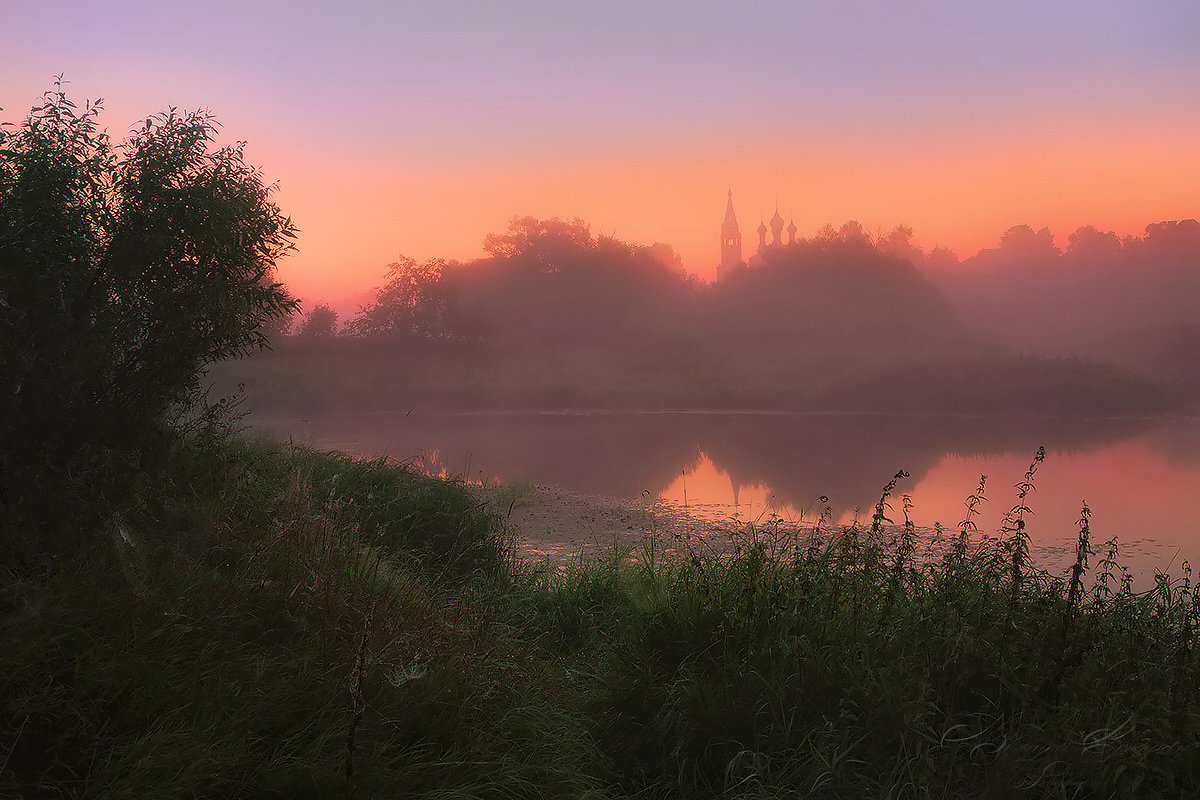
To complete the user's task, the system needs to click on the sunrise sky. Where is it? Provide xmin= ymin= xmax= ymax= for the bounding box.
xmin=3 ymin=1 xmax=1198 ymax=310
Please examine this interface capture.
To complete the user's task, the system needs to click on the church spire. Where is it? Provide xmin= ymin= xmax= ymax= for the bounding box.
xmin=719 ymin=189 xmax=743 ymax=278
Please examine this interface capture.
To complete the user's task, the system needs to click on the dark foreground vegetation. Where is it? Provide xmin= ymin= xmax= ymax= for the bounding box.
xmin=4 ymin=435 xmax=1199 ymax=798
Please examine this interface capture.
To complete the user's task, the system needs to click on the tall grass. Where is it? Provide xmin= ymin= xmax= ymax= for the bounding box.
xmin=507 ymin=458 xmax=1200 ymax=798
xmin=3 ymin=438 xmax=1197 ymax=798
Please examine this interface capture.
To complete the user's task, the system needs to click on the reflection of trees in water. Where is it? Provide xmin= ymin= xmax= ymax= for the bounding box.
xmin=1140 ymin=418 xmax=1200 ymax=468
xmin=700 ymin=414 xmax=941 ymax=520
xmin=281 ymin=412 xmax=701 ymax=498
xmin=264 ymin=411 xmax=1157 ymax=517
xmin=699 ymin=414 xmax=1150 ymax=520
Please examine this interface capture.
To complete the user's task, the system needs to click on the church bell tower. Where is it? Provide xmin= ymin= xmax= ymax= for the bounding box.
xmin=719 ymin=190 xmax=743 ymax=278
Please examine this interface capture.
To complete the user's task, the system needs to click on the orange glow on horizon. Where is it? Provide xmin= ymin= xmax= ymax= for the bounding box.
xmin=3 ymin=2 xmax=1198 ymax=315
xmin=263 ymin=111 xmax=1200 ymax=309
xmin=5 ymin=73 xmax=1193 ymax=310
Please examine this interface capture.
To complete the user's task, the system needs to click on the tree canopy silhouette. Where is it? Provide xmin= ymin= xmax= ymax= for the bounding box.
xmin=346 ymin=217 xmax=695 ymax=345
xmin=347 ymin=257 xmax=463 ymax=340
xmin=298 ymin=303 xmax=339 ymax=337
xmin=0 ymin=81 xmax=297 ymax=547
xmin=481 ymin=215 xmax=594 ymax=264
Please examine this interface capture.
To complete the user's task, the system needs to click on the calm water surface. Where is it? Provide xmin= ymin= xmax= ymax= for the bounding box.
xmin=253 ymin=410 xmax=1200 ymax=583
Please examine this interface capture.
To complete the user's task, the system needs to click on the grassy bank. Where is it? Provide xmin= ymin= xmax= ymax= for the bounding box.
xmin=3 ymin=437 xmax=1198 ymax=798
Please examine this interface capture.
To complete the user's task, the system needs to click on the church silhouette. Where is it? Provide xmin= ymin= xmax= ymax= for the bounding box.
xmin=719 ymin=190 xmax=799 ymax=279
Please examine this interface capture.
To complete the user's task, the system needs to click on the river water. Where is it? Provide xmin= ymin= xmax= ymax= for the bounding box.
xmin=251 ymin=410 xmax=1200 ymax=584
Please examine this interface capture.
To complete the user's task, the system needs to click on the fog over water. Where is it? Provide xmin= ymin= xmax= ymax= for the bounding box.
xmin=250 ymin=410 xmax=1200 ymax=583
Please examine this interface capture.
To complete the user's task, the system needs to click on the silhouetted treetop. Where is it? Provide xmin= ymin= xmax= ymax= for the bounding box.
xmin=482 ymin=216 xmax=594 ymax=265
xmin=347 ymin=257 xmax=463 ymax=340
xmin=998 ymin=224 xmax=1060 ymax=259
xmin=876 ymin=224 xmax=924 ymax=263
xmin=478 ymin=215 xmax=691 ymax=285
xmin=1141 ymin=219 xmax=1200 ymax=257
xmin=709 ymin=226 xmax=962 ymax=350
xmin=457 ymin=218 xmax=695 ymax=345
xmin=923 ymin=246 xmax=961 ymax=270
xmin=1066 ymin=225 xmax=1122 ymax=262
xmin=298 ymin=303 xmax=338 ymax=337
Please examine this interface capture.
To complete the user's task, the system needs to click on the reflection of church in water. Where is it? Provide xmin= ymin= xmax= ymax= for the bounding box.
xmin=718 ymin=190 xmax=799 ymax=280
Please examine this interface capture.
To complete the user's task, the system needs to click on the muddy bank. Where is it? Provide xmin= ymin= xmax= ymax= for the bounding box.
xmin=478 ymin=483 xmax=743 ymax=566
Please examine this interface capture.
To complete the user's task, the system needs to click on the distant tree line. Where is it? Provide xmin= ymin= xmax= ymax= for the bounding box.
xmin=308 ymin=216 xmax=970 ymax=356
xmin=289 ymin=213 xmax=1200 ymax=397
xmin=921 ymin=219 xmax=1200 ymax=360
